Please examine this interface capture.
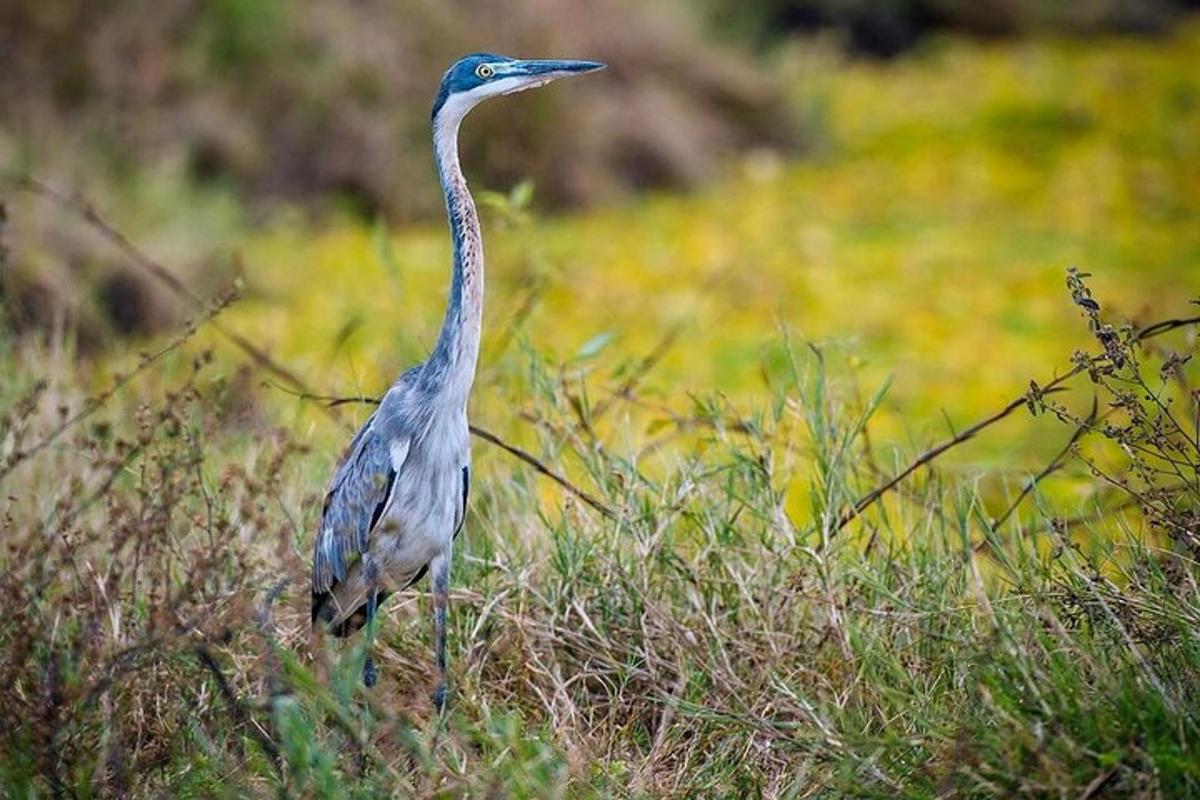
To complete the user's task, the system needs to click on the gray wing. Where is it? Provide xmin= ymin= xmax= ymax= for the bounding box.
xmin=311 ymin=375 xmax=422 ymax=597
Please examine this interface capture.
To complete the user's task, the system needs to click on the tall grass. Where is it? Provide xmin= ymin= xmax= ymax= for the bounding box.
xmin=1 ymin=260 xmax=1197 ymax=796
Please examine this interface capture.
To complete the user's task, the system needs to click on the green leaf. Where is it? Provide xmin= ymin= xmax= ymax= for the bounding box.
xmin=575 ymin=331 xmax=614 ymax=360
xmin=510 ymin=179 xmax=534 ymax=209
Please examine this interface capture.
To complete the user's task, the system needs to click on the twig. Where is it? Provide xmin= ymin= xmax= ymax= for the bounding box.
xmin=469 ymin=425 xmax=616 ymax=519
xmin=837 ymin=311 xmax=1200 ymax=536
xmin=834 ymin=370 xmax=1082 ymax=534
xmin=195 ymin=645 xmax=285 ymax=778
xmin=261 ymin=382 xmax=380 ymax=409
xmin=7 ymin=175 xmax=316 ymax=400
xmin=1135 ymin=314 xmax=1200 ymax=342
xmin=990 ymin=396 xmax=1099 ymax=531
xmin=264 ymin=383 xmax=617 ymax=519
xmin=1078 ymin=763 xmax=1121 ymax=800
xmin=0 ymin=295 xmax=232 ymax=481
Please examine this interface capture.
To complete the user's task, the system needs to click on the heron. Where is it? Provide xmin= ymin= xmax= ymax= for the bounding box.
xmin=311 ymin=54 xmax=604 ymax=708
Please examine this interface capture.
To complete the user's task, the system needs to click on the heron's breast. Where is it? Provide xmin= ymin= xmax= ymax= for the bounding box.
xmin=372 ymin=414 xmax=468 ymax=571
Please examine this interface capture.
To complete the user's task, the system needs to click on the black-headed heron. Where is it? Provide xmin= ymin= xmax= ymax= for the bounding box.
xmin=311 ymin=54 xmax=604 ymax=709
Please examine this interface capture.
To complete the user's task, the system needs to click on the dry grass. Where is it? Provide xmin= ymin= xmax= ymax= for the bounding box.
xmin=0 ymin=0 xmax=805 ymax=219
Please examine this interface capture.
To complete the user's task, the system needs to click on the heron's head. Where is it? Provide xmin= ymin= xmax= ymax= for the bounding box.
xmin=432 ymin=53 xmax=604 ymax=124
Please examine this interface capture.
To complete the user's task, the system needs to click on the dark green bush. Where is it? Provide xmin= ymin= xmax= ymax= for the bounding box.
xmin=704 ymin=0 xmax=1197 ymax=55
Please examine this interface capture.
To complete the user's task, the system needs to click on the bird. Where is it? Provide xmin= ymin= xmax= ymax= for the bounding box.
xmin=311 ymin=54 xmax=604 ymax=708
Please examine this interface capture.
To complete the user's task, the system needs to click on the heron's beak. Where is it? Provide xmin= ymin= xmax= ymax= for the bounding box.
xmin=502 ymin=59 xmax=605 ymax=94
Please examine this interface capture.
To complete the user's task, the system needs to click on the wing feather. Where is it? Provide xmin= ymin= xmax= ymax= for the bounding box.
xmin=311 ymin=377 xmax=421 ymax=597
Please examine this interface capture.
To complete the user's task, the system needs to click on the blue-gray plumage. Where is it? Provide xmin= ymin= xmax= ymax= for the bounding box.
xmin=311 ymin=53 xmax=604 ymax=706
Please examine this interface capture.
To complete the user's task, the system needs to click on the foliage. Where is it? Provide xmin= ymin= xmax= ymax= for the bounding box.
xmin=217 ymin=24 xmax=1200 ymax=484
xmin=702 ymin=0 xmax=1198 ymax=56
xmin=0 ymin=0 xmax=803 ymax=219
xmin=1045 ymin=268 xmax=1199 ymax=554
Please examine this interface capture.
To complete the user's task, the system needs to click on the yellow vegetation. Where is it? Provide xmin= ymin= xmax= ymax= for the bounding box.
xmin=220 ymin=26 xmax=1198 ymax=516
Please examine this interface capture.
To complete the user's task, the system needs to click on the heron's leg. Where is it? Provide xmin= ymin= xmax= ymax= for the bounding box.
xmin=362 ymin=558 xmax=380 ymax=688
xmin=430 ymin=549 xmax=452 ymax=712
xmin=362 ymin=588 xmax=379 ymax=687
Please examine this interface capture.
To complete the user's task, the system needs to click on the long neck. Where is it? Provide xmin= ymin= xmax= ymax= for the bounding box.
xmin=428 ymin=106 xmax=484 ymax=405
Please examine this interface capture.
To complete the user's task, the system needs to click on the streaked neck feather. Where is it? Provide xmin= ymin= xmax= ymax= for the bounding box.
xmin=428 ymin=93 xmax=485 ymax=406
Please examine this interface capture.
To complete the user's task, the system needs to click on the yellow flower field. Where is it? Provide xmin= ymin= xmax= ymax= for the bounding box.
xmin=220 ymin=25 xmax=1198 ymax=516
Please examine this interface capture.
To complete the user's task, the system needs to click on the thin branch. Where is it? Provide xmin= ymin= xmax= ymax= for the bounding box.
xmin=264 ymin=383 xmax=617 ymax=519
xmin=0 ymin=295 xmax=232 ymax=481
xmin=834 ymin=371 xmax=1081 ymax=534
xmin=1079 ymin=764 xmax=1121 ymax=800
xmin=195 ymin=645 xmax=284 ymax=778
xmin=468 ymin=425 xmax=616 ymax=519
xmin=7 ymin=175 xmax=316 ymax=399
xmin=837 ymin=311 xmax=1200 ymax=537
xmin=975 ymin=397 xmax=1099 ymax=553
xmin=1135 ymin=313 xmax=1200 ymax=342
xmin=261 ymin=382 xmax=381 ymax=409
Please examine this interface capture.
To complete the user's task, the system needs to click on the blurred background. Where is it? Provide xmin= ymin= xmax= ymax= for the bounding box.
xmin=1 ymin=0 xmax=1198 ymax=471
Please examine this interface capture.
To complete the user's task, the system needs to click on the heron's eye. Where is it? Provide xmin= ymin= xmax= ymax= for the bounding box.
xmin=476 ymin=64 xmax=495 ymax=79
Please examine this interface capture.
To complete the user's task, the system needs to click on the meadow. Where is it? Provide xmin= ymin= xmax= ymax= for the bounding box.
xmin=2 ymin=22 xmax=1199 ymax=799
xmin=229 ymin=24 xmax=1198 ymax=482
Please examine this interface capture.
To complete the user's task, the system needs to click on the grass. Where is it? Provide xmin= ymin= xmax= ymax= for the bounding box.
xmin=1 ymin=301 xmax=1198 ymax=796
xmin=2 ymin=25 xmax=1199 ymax=800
